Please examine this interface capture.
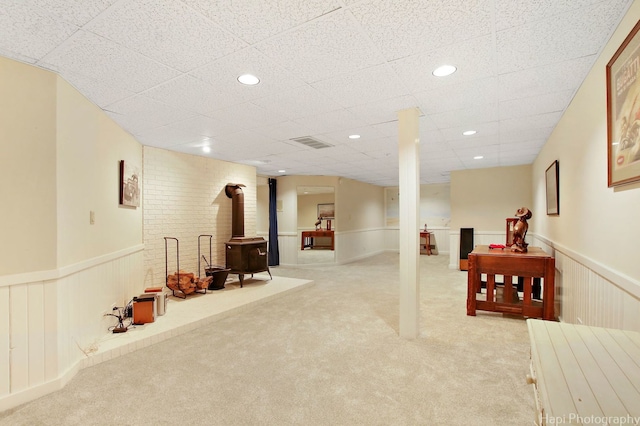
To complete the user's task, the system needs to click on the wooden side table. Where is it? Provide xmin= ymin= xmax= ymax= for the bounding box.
xmin=466 ymin=245 xmax=555 ymax=320
xmin=301 ymin=230 xmax=334 ymax=250
xmin=419 ymin=231 xmax=431 ymax=255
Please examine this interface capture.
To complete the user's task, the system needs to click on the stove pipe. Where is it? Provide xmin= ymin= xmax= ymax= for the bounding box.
xmin=225 ymin=183 xmax=246 ymax=238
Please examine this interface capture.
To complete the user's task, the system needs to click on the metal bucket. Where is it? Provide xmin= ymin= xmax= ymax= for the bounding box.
xmin=205 ymin=266 xmax=230 ymax=290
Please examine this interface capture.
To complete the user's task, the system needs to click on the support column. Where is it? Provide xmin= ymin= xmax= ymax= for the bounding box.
xmin=398 ymin=107 xmax=420 ymax=339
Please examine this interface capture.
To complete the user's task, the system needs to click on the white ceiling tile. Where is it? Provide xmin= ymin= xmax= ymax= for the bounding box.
xmin=415 ymin=77 xmax=499 ymax=115
xmin=189 ymin=48 xmax=308 ymax=99
xmin=170 ymin=115 xmax=244 ymax=139
xmin=348 ymin=95 xmax=422 ymax=126
xmin=500 ymin=112 xmax=563 ymax=134
xmin=497 ymin=1 xmax=630 ymax=73
xmin=500 ymin=127 xmax=554 ymax=145
xmin=457 ymin=143 xmax=500 ymax=162
xmin=62 ymin=71 xmax=135 ymax=108
xmin=133 ymin=124 xmax=203 ymax=148
xmin=419 ymin=131 xmax=448 ymax=148
xmin=141 ymin=74 xmax=235 ymax=116
xmin=430 ymin=104 xmax=499 ymax=130
xmin=494 ymin=0 xmax=608 ymax=31
xmin=106 ymin=95 xmax=198 ymax=131
xmin=182 ymin=0 xmax=342 ymax=44
xmin=320 ymin=126 xmax=387 ymax=146
xmin=366 ymin=148 xmax=398 ymax=161
xmin=498 ymin=56 xmax=595 ymax=102
xmin=251 ymin=85 xmax=344 ymax=120
xmin=40 ymin=30 xmax=181 ymax=93
xmin=312 ymin=64 xmax=410 ymax=108
xmin=500 ymin=139 xmax=546 ymax=154
xmin=447 ymin=135 xmax=499 ymax=151
xmin=210 ymin=102 xmax=289 ymax=130
xmin=293 ymin=109 xmax=367 ymax=134
xmin=499 ymin=90 xmax=573 ymax=120
xmin=349 ymin=0 xmax=493 ymax=61
xmin=85 ymin=0 xmax=247 ymax=72
xmin=390 ymin=35 xmax=496 ymax=94
xmin=440 ymin=122 xmax=500 ymax=141
xmin=251 ymin=121 xmax=316 ymax=142
xmin=0 ymin=1 xmax=79 ymax=62
xmin=28 ymin=0 xmax=118 ymax=26
xmin=256 ymin=9 xmax=384 ymax=83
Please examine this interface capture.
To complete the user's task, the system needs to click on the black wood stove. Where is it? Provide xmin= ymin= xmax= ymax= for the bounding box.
xmin=224 ymin=183 xmax=271 ymax=287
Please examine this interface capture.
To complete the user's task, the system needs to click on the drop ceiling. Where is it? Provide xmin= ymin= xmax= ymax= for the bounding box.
xmin=0 ymin=0 xmax=633 ymax=187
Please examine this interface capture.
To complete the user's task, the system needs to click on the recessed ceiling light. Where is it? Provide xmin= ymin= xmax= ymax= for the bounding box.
xmin=463 ymin=130 xmax=476 ymax=136
xmin=202 ymin=146 xmax=211 ymax=153
xmin=237 ymin=74 xmax=260 ymax=85
xmin=349 ymin=134 xmax=361 ymax=139
xmin=278 ymin=169 xmax=286 ymax=173
xmin=432 ymin=65 xmax=457 ymax=77
xmin=474 ymin=155 xmax=483 ymax=160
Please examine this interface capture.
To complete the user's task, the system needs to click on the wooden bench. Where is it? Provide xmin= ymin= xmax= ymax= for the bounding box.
xmin=527 ymin=319 xmax=640 ymax=425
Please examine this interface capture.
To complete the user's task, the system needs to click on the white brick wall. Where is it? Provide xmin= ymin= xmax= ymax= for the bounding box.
xmin=143 ymin=147 xmax=257 ymax=287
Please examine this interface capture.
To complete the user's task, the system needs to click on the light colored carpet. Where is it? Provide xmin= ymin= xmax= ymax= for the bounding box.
xmin=0 ymin=253 xmax=535 ymax=425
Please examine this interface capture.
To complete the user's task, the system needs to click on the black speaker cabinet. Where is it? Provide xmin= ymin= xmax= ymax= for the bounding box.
xmin=459 ymin=228 xmax=474 ymax=271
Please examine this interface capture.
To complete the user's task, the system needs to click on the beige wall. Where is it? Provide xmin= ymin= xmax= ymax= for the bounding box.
xmin=0 ymin=57 xmax=58 ymax=275
xmin=56 ymin=78 xmax=142 ymax=266
xmin=532 ymin=0 xmax=640 ymax=282
xmin=298 ymin=193 xmax=335 ymax=229
xmin=335 ymin=177 xmax=385 ymax=232
xmin=450 ymin=165 xmax=532 ymax=232
xmin=276 ymin=175 xmax=339 ymax=233
xmin=385 ymin=183 xmax=451 ymax=228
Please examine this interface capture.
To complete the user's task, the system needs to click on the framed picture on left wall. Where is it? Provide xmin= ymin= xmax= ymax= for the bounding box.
xmin=119 ymin=160 xmax=140 ymax=207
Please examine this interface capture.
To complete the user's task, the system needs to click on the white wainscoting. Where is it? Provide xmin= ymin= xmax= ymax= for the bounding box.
xmin=258 ymin=232 xmax=299 ymax=266
xmin=0 ymin=246 xmax=144 ymax=412
xmin=529 ymin=235 xmax=640 ymax=332
xmin=335 ymin=228 xmax=386 ymax=264
xmin=384 ymin=227 xmax=450 ymax=255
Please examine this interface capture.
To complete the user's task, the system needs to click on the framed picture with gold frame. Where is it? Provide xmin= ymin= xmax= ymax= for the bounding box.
xmin=606 ymin=20 xmax=640 ymax=187
xmin=317 ymin=203 xmax=334 ymax=219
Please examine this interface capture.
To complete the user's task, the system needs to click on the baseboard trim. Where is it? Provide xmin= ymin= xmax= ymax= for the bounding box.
xmin=0 ymin=361 xmax=81 ymax=413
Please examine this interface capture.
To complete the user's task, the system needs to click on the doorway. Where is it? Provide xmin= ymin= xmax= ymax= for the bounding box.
xmin=297 ymin=186 xmax=335 ymax=265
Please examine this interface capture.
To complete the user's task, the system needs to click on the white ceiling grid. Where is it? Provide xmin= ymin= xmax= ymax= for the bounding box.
xmin=0 ymin=0 xmax=633 ymax=186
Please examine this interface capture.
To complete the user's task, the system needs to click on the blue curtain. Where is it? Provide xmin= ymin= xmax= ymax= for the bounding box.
xmin=268 ymin=178 xmax=280 ymax=266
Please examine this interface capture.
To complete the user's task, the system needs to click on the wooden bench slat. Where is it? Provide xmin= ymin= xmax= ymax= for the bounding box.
xmin=560 ymin=323 xmax=628 ymax=417
xmin=528 ymin=320 xmax=640 ymax=424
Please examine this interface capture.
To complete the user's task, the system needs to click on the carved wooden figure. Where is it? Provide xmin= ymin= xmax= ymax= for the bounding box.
xmin=511 ymin=207 xmax=532 ymax=253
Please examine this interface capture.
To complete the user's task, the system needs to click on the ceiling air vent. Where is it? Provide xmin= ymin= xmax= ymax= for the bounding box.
xmin=291 ymin=136 xmax=333 ymax=149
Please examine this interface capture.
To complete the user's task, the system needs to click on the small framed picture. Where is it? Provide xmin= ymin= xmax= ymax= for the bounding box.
xmin=119 ymin=160 xmax=140 ymax=207
xmin=545 ymin=160 xmax=559 ymax=215
xmin=317 ymin=203 xmax=334 ymax=219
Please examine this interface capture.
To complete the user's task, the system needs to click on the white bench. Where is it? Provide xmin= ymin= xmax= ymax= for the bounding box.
xmin=527 ymin=319 xmax=640 ymax=425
